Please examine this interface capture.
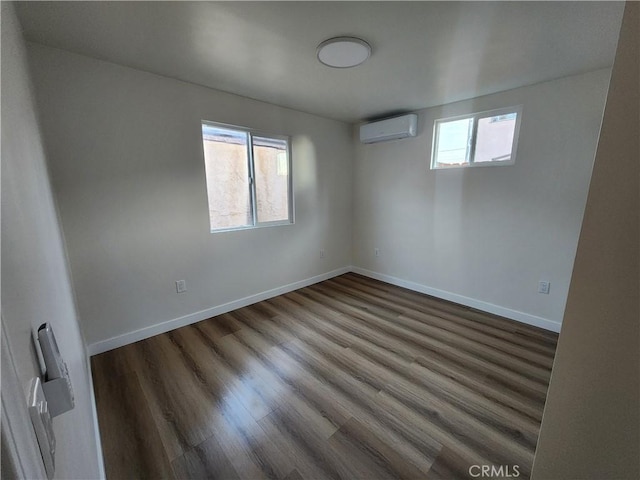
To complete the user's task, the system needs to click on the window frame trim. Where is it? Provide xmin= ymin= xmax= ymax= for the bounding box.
xmin=431 ymin=105 xmax=523 ymax=170
xmin=201 ymin=120 xmax=294 ymax=233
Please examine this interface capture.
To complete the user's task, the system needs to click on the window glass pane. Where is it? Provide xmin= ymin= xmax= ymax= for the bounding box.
xmin=202 ymin=125 xmax=252 ymax=230
xmin=434 ymin=117 xmax=473 ymax=167
xmin=474 ymin=113 xmax=517 ymax=163
xmin=253 ymin=136 xmax=289 ymax=224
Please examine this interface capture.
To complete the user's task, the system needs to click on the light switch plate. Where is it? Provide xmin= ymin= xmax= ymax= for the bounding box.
xmin=28 ymin=377 xmax=55 ymax=479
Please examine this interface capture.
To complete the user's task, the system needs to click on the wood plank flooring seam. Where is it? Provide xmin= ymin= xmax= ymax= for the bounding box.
xmin=92 ymin=273 xmax=558 ymax=480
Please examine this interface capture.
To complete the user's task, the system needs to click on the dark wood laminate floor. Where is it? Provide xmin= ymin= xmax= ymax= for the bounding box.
xmin=91 ymin=273 xmax=558 ymax=480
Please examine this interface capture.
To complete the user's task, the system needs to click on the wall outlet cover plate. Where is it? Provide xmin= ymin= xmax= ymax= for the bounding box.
xmin=28 ymin=377 xmax=55 ymax=479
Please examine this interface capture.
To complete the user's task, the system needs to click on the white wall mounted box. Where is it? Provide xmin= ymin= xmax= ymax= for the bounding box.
xmin=360 ymin=114 xmax=418 ymax=144
xmin=35 ymin=324 xmax=75 ymax=417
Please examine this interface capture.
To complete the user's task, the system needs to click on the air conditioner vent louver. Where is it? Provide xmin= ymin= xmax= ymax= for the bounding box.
xmin=360 ymin=114 xmax=418 ymax=144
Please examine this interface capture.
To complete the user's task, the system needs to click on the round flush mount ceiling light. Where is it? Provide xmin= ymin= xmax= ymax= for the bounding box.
xmin=317 ymin=37 xmax=371 ymax=68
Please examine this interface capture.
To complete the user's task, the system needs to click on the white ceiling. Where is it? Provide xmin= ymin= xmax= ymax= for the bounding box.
xmin=16 ymin=1 xmax=624 ymax=123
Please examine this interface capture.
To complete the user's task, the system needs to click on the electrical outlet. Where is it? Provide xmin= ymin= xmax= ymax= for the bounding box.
xmin=538 ymin=281 xmax=550 ymax=294
xmin=320 ymin=249 xmax=325 ymax=259
xmin=374 ymin=248 xmax=380 ymax=257
xmin=28 ymin=378 xmax=55 ymax=479
xmin=176 ymin=280 xmax=187 ymax=293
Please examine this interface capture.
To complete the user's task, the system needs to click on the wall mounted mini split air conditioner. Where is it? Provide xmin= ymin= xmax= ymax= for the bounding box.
xmin=359 ymin=113 xmax=418 ymax=144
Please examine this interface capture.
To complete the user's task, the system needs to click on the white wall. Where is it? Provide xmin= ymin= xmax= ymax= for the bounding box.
xmin=532 ymin=3 xmax=639 ymax=478
xmin=26 ymin=44 xmax=353 ymax=350
xmin=1 ymin=3 xmax=102 ymax=478
xmin=352 ymin=70 xmax=611 ymax=331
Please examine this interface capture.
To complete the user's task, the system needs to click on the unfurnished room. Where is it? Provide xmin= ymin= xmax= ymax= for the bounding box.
xmin=1 ymin=2 xmax=638 ymax=480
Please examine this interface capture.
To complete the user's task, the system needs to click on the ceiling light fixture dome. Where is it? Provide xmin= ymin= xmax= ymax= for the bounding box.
xmin=317 ymin=36 xmax=371 ymax=68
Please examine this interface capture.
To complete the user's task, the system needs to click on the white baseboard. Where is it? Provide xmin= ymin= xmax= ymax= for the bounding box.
xmin=85 ymin=350 xmax=106 ymax=479
xmin=351 ymin=266 xmax=562 ymax=333
xmin=87 ymin=267 xmax=350 ymax=355
xmin=87 ymin=264 xmax=560 ymax=356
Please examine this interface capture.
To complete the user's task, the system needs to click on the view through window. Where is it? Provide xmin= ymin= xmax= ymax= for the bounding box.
xmin=431 ymin=107 xmax=522 ymax=169
xmin=202 ymin=123 xmax=292 ymax=232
